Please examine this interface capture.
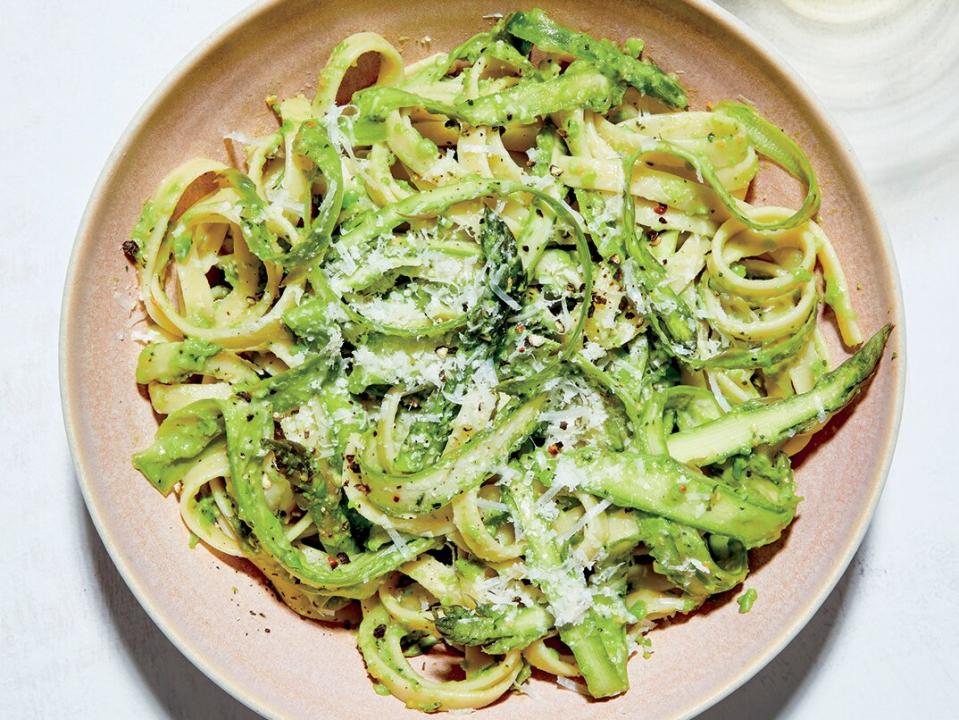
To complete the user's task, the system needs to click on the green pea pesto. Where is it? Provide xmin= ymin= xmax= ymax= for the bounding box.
xmin=171 ymin=231 xmax=192 ymax=261
xmin=132 ymin=400 xmax=225 ymax=495
xmin=737 ymin=587 xmax=758 ymax=614
xmin=125 ymin=200 xmax=159 ymax=264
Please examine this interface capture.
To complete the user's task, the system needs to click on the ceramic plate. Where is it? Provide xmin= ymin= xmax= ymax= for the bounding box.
xmin=61 ymin=1 xmax=905 ymax=717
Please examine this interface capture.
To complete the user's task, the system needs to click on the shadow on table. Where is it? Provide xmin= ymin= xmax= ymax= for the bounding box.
xmin=697 ymin=535 xmax=867 ymax=719
xmin=80 ymin=473 xmax=867 ymax=720
xmin=81 ymin=494 xmax=262 ymax=720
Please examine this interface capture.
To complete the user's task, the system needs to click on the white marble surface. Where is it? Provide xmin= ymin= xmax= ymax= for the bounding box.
xmin=1 ymin=1 xmax=956 ymax=717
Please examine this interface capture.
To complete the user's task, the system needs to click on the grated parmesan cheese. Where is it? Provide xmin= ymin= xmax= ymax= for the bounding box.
xmin=489 ymin=279 xmax=521 ymax=311
xmin=707 ymin=372 xmax=733 ymax=413
xmin=581 ymin=341 xmax=607 ymax=362
xmin=324 ymin=104 xmax=358 ymax=160
xmin=475 ymin=497 xmax=510 ymax=513
xmin=556 ymin=677 xmax=590 ymax=695
xmin=223 ymin=130 xmax=254 ymax=146
xmin=558 ymin=498 xmax=612 ymax=543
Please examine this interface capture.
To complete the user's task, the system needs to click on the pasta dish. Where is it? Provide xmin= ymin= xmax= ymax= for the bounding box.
xmin=125 ymin=9 xmax=890 ymax=710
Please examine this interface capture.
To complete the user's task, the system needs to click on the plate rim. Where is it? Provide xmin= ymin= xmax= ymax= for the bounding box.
xmin=59 ymin=1 xmax=907 ymax=718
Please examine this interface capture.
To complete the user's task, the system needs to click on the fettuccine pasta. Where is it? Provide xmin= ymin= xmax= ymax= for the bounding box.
xmin=126 ymin=9 xmax=890 ymax=711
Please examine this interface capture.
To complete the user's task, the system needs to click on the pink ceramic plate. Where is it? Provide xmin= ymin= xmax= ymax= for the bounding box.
xmin=61 ymin=1 xmax=905 ymax=718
